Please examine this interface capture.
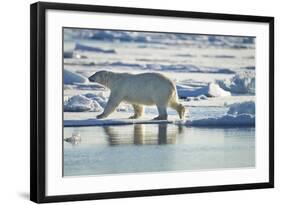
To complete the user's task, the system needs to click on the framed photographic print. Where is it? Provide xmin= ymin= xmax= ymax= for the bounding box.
xmin=30 ymin=1 xmax=274 ymax=203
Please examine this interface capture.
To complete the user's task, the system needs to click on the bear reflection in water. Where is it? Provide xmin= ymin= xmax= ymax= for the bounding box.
xmin=103 ymin=124 xmax=183 ymax=146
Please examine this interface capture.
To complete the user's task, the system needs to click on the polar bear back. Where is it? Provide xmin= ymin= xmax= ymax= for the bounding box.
xmin=111 ymin=72 xmax=176 ymax=105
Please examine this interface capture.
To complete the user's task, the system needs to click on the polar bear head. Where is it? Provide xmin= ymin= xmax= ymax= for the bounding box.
xmin=88 ymin=70 xmax=111 ymax=87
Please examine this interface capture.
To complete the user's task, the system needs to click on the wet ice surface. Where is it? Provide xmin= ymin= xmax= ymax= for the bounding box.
xmin=64 ymin=124 xmax=255 ymax=176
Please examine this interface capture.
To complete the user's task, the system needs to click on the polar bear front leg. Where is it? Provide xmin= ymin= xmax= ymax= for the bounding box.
xmin=129 ymin=104 xmax=144 ymax=119
xmin=153 ymin=104 xmax=168 ymax=120
xmin=97 ymin=93 xmax=123 ymax=119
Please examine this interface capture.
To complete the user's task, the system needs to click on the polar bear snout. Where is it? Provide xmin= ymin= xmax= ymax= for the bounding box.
xmin=88 ymin=71 xmax=110 ymax=87
xmin=88 ymin=73 xmax=97 ymax=82
xmin=88 ymin=71 xmax=104 ymax=83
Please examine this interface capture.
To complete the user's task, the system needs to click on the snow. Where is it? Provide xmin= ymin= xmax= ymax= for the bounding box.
xmin=66 ymin=29 xmax=255 ymax=49
xmin=149 ymin=64 xmax=235 ymax=74
xmin=75 ymin=83 xmax=106 ymax=91
xmin=217 ymin=71 xmax=255 ymax=94
xmin=84 ymin=93 xmax=107 ymax=108
xmin=74 ymin=43 xmax=116 ymax=53
xmin=64 ymin=69 xmax=88 ymax=85
xmin=177 ymin=83 xmax=231 ymax=98
xmin=89 ymin=62 xmax=236 ymax=74
xmin=64 ymin=61 xmax=236 ymax=74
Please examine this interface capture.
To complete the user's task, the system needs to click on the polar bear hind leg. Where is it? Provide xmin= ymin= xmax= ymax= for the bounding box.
xmin=153 ymin=104 xmax=168 ymax=120
xmin=129 ymin=104 xmax=144 ymax=119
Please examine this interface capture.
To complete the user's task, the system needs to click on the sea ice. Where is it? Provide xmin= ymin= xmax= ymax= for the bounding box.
xmin=227 ymin=101 xmax=255 ymax=115
xmin=187 ymin=113 xmax=255 ymax=126
xmin=177 ymin=83 xmax=231 ymax=98
xmin=64 ymin=69 xmax=88 ymax=85
xmin=102 ymin=62 xmax=235 ymax=74
xmin=217 ymin=71 xmax=255 ymax=94
xmin=66 ymin=29 xmax=255 ymax=49
xmin=188 ymin=101 xmax=255 ymax=127
xmin=186 ymin=95 xmax=208 ymax=101
xmin=74 ymin=43 xmax=116 ymax=53
xmin=84 ymin=93 xmax=107 ymax=108
xmin=64 ymin=95 xmax=103 ymax=112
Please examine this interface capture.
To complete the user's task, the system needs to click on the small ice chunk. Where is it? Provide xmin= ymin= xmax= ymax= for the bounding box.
xmin=64 ymin=95 xmax=93 ymax=112
xmin=207 ymin=83 xmax=231 ymax=97
xmin=186 ymin=97 xmax=194 ymax=101
xmin=65 ymin=133 xmax=82 ymax=145
xmin=84 ymin=93 xmax=107 ymax=108
xmin=198 ymin=95 xmax=208 ymax=100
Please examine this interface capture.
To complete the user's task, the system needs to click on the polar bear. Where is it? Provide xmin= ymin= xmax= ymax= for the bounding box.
xmin=88 ymin=71 xmax=186 ymax=120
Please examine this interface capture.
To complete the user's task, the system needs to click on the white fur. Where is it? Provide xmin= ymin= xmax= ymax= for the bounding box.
xmin=88 ymin=71 xmax=186 ymax=120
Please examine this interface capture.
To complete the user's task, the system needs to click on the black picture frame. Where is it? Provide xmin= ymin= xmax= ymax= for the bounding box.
xmin=30 ymin=1 xmax=274 ymax=203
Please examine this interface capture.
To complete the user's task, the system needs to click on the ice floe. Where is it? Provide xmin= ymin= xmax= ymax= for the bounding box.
xmin=227 ymin=100 xmax=255 ymax=115
xmin=65 ymin=29 xmax=255 ymax=49
xmin=177 ymin=83 xmax=231 ymax=98
xmin=84 ymin=93 xmax=107 ymax=108
xmin=64 ymin=92 xmax=133 ymax=113
xmin=217 ymin=71 xmax=255 ymax=94
xmin=187 ymin=101 xmax=255 ymax=127
xmin=104 ymin=62 xmax=235 ymax=74
xmin=74 ymin=43 xmax=116 ymax=53
xmin=64 ymin=69 xmax=88 ymax=85
xmin=187 ymin=114 xmax=254 ymax=126
xmin=64 ymin=94 xmax=104 ymax=112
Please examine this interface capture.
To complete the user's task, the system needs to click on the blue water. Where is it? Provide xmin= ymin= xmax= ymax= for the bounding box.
xmin=64 ymin=124 xmax=255 ymax=176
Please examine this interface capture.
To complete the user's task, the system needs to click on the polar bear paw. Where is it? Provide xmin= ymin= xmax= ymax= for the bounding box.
xmin=96 ymin=114 xmax=106 ymax=119
xmin=153 ymin=115 xmax=168 ymax=120
xmin=129 ymin=115 xmax=140 ymax=119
